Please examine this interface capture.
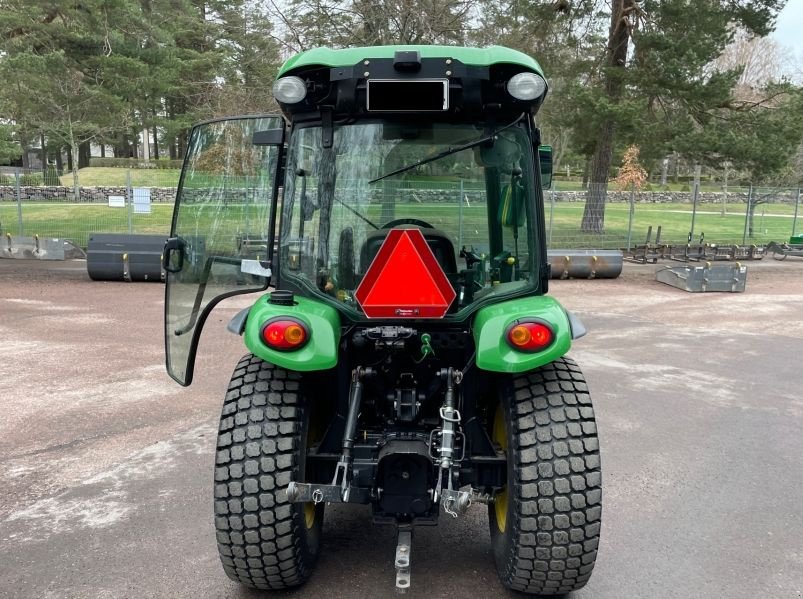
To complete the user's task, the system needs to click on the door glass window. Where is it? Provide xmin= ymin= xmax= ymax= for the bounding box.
xmin=165 ymin=116 xmax=281 ymax=385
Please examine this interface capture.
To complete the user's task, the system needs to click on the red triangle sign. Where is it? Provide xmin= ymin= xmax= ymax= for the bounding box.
xmin=355 ymin=228 xmax=456 ymax=318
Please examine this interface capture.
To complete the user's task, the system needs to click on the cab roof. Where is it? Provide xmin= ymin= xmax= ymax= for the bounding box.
xmin=278 ymin=45 xmax=545 ymax=78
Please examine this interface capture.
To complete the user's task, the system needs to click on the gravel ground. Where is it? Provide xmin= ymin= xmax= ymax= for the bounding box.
xmin=1 ymin=258 xmax=802 ymax=599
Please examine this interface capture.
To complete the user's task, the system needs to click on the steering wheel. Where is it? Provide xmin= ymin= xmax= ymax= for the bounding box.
xmin=381 ymin=218 xmax=435 ymax=229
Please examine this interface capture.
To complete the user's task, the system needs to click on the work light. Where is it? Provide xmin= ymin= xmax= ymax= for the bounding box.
xmin=273 ymin=76 xmax=307 ymax=103
xmin=506 ymin=72 xmax=547 ymax=101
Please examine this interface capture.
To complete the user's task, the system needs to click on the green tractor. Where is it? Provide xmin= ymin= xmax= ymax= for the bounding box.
xmin=164 ymin=45 xmax=600 ymax=595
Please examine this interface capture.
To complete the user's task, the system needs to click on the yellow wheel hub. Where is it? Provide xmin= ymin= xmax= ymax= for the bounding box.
xmin=493 ymin=402 xmax=509 ymax=534
xmin=304 ymin=501 xmax=316 ymax=529
xmin=303 ymin=411 xmax=322 ymax=530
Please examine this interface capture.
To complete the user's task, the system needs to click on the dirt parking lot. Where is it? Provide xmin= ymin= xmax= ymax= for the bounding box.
xmin=1 ymin=258 xmax=803 ymax=599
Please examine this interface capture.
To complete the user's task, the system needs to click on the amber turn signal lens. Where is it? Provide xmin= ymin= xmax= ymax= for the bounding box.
xmin=506 ymin=321 xmax=554 ymax=352
xmin=261 ymin=318 xmax=309 ymax=351
xmin=509 ymin=325 xmax=532 ymax=346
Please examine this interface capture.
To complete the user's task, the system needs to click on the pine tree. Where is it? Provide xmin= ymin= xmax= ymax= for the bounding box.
xmin=579 ymin=0 xmax=787 ymax=233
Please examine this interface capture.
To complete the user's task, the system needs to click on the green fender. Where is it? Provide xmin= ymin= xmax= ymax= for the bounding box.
xmin=472 ymin=295 xmax=578 ymax=373
xmin=243 ymin=294 xmax=341 ymax=371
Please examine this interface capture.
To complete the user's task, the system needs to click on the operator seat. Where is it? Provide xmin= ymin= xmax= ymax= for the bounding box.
xmin=359 ymin=226 xmax=458 ymax=276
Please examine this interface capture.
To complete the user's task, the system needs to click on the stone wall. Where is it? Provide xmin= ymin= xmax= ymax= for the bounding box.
xmin=0 ymin=185 xmax=799 ymax=205
xmin=0 ymin=185 xmax=177 ymax=203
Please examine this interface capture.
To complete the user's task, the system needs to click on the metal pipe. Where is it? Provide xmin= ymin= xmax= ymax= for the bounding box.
xmin=457 ymin=179 xmax=464 ymax=250
xmin=689 ymin=180 xmax=699 ymax=242
xmin=15 ymin=168 xmax=23 ymax=236
xmin=547 ymin=249 xmax=622 ymax=279
xmin=548 ymin=182 xmax=555 ymax=247
xmin=742 ymin=185 xmax=751 ymax=245
xmin=626 ymin=183 xmax=635 ymax=251
xmin=126 ymin=169 xmax=133 ymax=234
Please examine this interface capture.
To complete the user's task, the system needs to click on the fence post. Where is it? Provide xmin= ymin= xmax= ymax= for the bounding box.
xmin=793 ymin=188 xmax=800 ymax=238
xmin=742 ymin=184 xmax=751 ymax=245
xmin=14 ymin=168 xmax=23 ymax=236
xmin=626 ymin=183 xmax=635 ymax=251
xmin=457 ymin=179 xmax=464 ymax=250
xmin=689 ymin=180 xmax=699 ymax=242
xmin=126 ymin=169 xmax=133 ymax=233
xmin=548 ymin=182 xmax=555 ymax=247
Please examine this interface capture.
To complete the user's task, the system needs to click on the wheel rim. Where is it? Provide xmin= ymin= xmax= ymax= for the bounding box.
xmin=303 ymin=410 xmax=321 ymax=530
xmin=304 ymin=502 xmax=316 ymax=529
xmin=493 ymin=402 xmax=509 ymax=534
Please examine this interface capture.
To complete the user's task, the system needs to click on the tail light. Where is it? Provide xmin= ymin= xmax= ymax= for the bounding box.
xmin=506 ymin=320 xmax=554 ymax=352
xmin=261 ymin=318 xmax=309 ymax=351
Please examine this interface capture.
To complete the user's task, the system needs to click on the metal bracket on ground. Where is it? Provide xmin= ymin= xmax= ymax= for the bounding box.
xmin=1 ymin=234 xmax=85 ymax=260
xmin=656 ymin=262 xmax=747 ymax=293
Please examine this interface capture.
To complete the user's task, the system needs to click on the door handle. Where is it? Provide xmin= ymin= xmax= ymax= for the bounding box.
xmin=163 ymin=237 xmax=185 ymax=273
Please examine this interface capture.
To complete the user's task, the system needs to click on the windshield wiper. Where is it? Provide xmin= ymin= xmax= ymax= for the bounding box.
xmin=335 ymin=196 xmax=380 ymax=229
xmin=368 ymin=115 xmax=525 ymax=185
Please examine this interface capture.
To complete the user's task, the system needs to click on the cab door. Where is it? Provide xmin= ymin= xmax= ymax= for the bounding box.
xmin=164 ymin=115 xmax=284 ymax=386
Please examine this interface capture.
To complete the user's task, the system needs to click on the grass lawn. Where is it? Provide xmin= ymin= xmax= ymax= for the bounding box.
xmin=59 ymin=167 xmax=181 ymax=187
xmin=2 ymin=199 xmax=798 ymax=251
xmin=0 ymin=203 xmax=174 ymax=248
xmin=545 ymin=201 xmax=799 ymax=247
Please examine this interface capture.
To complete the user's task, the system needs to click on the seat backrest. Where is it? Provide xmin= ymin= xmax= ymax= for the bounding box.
xmin=359 ymin=227 xmax=457 ymax=275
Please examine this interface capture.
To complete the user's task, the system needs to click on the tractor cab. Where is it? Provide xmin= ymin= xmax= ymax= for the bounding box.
xmin=163 ymin=46 xmax=600 ymax=597
xmin=274 ymin=47 xmax=552 ymax=322
xmin=165 ymin=46 xmax=554 ymax=384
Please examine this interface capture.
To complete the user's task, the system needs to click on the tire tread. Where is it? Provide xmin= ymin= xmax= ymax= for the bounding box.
xmin=214 ymin=355 xmax=315 ymax=590
xmin=497 ymin=357 xmax=601 ymax=595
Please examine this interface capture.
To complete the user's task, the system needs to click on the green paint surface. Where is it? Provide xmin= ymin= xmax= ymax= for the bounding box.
xmin=473 ymin=295 xmax=572 ymax=373
xmin=279 ymin=45 xmax=544 ymax=77
xmin=243 ymin=294 xmax=341 ymax=371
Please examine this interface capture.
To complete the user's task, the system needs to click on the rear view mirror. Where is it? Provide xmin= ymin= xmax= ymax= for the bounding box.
xmin=538 ymin=145 xmax=553 ymax=189
xmin=253 ymin=128 xmax=285 ymax=146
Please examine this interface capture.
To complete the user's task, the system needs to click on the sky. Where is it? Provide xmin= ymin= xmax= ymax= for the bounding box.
xmin=773 ymin=0 xmax=803 ymax=54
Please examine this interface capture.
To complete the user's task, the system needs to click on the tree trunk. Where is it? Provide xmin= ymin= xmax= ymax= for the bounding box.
xmin=100 ymin=143 xmax=106 ymax=158
xmin=581 ymin=0 xmax=635 ymax=233
xmin=177 ymin=130 xmax=188 ymax=160
xmin=70 ymin=141 xmax=80 ymax=201
xmin=21 ymin=143 xmax=30 ymax=169
xmin=672 ymin=151 xmax=679 ymax=184
xmin=66 ymin=146 xmax=73 ymax=172
xmin=55 ymin=149 xmax=64 ymax=173
xmin=583 ymin=121 xmax=615 ymax=232
xmin=152 ymin=125 xmax=159 ymax=159
xmin=78 ymin=140 xmax=91 ymax=168
xmin=40 ymin=133 xmax=47 ymax=174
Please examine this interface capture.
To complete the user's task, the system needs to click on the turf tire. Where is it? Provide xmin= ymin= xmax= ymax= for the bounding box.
xmin=490 ymin=357 xmax=601 ymax=595
xmin=213 ymin=354 xmax=323 ymax=590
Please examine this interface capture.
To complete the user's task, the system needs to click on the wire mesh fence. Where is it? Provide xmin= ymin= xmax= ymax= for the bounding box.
xmin=0 ymin=167 xmax=800 ymax=251
xmin=0 ymin=167 xmax=177 ymax=248
xmin=545 ymin=184 xmax=802 ymax=249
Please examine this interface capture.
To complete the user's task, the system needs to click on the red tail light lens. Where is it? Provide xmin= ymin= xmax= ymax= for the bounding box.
xmin=506 ymin=320 xmax=554 ymax=352
xmin=261 ymin=318 xmax=309 ymax=351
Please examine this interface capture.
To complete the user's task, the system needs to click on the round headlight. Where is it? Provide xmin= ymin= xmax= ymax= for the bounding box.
xmin=506 ymin=72 xmax=547 ymax=101
xmin=272 ymin=76 xmax=307 ymax=104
